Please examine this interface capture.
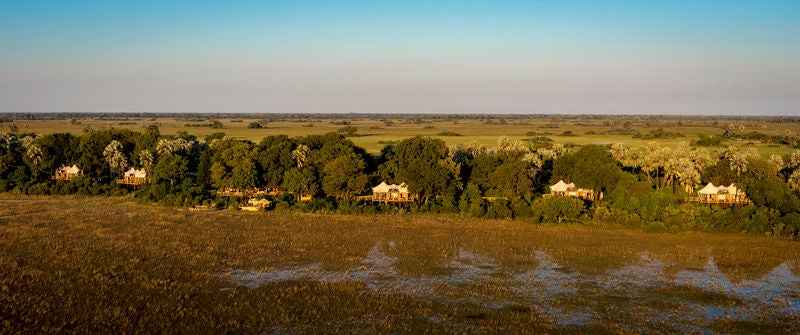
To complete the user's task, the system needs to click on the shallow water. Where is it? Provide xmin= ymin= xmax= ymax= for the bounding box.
xmin=220 ymin=242 xmax=800 ymax=332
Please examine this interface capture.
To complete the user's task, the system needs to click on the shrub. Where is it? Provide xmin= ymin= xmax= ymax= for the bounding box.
xmin=531 ymin=196 xmax=586 ymax=223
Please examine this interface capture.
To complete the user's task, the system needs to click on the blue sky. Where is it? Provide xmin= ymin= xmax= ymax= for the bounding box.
xmin=1 ymin=0 xmax=799 ymax=114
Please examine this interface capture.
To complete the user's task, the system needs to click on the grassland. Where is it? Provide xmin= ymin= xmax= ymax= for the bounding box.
xmin=5 ymin=115 xmax=799 ymax=155
xmin=2 ymin=195 xmax=799 ymax=333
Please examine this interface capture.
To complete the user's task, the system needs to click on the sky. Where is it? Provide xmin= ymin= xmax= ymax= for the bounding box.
xmin=1 ymin=0 xmax=799 ymax=115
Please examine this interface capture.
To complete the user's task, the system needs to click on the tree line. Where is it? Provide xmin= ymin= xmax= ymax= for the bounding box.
xmin=1 ymin=126 xmax=800 ymax=239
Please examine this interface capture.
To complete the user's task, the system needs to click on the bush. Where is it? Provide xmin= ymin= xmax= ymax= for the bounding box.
xmin=531 ymin=196 xmax=586 ymax=223
xmin=485 ymin=200 xmax=512 ymax=219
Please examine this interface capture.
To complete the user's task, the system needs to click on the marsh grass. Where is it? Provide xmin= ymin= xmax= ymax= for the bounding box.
xmin=1 ymin=196 xmax=799 ymax=333
xmin=11 ymin=116 xmax=800 ymax=155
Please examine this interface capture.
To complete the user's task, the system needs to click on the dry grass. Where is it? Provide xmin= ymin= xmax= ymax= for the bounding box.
xmin=1 ymin=196 xmax=799 ymax=333
xmin=8 ymin=116 xmax=799 ymax=155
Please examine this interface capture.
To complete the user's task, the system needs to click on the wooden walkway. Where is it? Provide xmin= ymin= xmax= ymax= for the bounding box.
xmin=682 ymin=197 xmax=753 ymax=207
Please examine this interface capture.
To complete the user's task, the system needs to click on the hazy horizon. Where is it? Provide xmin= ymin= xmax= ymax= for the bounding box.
xmin=1 ymin=1 xmax=799 ymax=116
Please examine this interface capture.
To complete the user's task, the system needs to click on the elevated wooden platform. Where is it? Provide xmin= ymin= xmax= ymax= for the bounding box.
xmin=214 ymin=188 xmax=285 ymax=198
xmin=683 ymin=197 xmax=753 ymax=207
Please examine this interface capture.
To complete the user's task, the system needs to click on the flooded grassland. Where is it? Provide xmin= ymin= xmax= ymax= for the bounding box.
xmin=1 ymin=196 xmax=799 ymax=334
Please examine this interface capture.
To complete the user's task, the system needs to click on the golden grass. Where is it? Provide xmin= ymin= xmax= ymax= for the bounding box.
xmin=1 ymin=196 xmax=799 ymax=333
xmin=9 ymin=116 xmax=800 ymax=155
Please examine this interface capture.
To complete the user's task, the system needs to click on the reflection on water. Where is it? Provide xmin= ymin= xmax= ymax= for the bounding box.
xmin=221 ymin=243 xmax=800 ymax=332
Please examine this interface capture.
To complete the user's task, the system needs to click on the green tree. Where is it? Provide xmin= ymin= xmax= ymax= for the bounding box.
xmin=321 ymin=153 xmax=369 ymax=200
xmin=21 ymin=136 xmax=44 ymax=180
xmin=489 ymin=157 xmax=534 ymax=198
xmin=284 ymin=168 xmax=318 ymax=200
xmin=382 ymin=136 xmax=458 ymax=203
xmin=256 ymin=139 xmax=294 ymax=188
xmin=152 ymin=153 xmax=188 ymax=186
xmin=458 ymin=182 xmax=485 ymax=217
xmin=740 ymin=158 xmax=800 ymax=215
xmin=138 ymin=150 xmax=154 ymax=178
xmin=532 ymin=196 xmax=585 ymax=223
xmin=103 ymin=140 xmax=128 ymax=176
xmin=467 ymin=153 xmax=500 ymax=192
xmin=230 ymin=159 xmax=257 ymax=189
xmin=291 ymin=144 xmax=310 ymax=169
xmin=551 ymin=145 xmax=624 ymax=195
xmin=208 ymin=138 xmax=255 ymax=189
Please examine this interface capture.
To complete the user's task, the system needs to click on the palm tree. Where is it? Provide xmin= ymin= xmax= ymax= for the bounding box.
xmin=139 ymin=150 xmax=154 ymax=181
xmin=157 ymin=138 xmax=195 ymax=156
xmin=104 ymin=140 xmax=127 ymax=176
xmin=610 ymin=143 xmax=627 ymax=164
xmin=789 ymin=170 xmax=800 ymax=192
xmin=768 ymin=155 xmax=785 ymax=170
xmin=291 ymin=144 xmax=310 ymax=169
xmin=690 ymin=148 xmax=714 ymax=172
xmin=721 ymin=146 xmax=748 ymax=178
xmin=21 ymin=136 xmax=44 ymax=179
xmin=788 ymin=150 xmax=800 ymax=169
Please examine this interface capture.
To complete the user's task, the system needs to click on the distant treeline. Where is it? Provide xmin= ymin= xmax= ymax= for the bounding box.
xmin=2 ymin=112 xmax=799 ymax=123
xmin=1 ymin=125 xmax=800 ymax=239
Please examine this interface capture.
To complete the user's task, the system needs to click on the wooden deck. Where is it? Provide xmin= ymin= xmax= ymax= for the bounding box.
xmin=51 ymin=173 xmax=81 ymax=181
xmin=683 ymin=197 xmax=753 ymax=207
xmin=371 ymin=195 xmax=417 ymax=204
xmin=214 ymin=188 xmax=285 ymax=198
xmin=116 ymin=177 xmax=146 ymax=188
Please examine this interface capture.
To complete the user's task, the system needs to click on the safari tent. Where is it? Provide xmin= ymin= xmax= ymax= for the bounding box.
xmin=372 ymin=182 xmax=415 ymax=203
xmin=52 ymin=165 xmax=82 ymax=181
xmin=117 ymin=167 xmax=147 ymax=186
xmin=547 ymin=180 xmax=602 ymax=201
xmin=697 ymin=183 xmax=750 ymax=205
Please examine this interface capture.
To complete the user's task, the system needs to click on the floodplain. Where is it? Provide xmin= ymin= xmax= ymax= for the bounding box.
xmin=2 ymin=196 xmax=798 ymax=333
xmin=6 ymin=114 xmax=800 ymax=155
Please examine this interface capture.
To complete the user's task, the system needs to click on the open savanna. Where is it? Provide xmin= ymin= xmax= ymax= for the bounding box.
xmin=2 ymin=196 xmax=799 ymax=333
xmin=5 ymin=115 xmax=799 ymax=155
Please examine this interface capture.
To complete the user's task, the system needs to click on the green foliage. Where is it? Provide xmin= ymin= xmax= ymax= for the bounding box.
xmin=337 ymin=126 xmax=358 ymax=137
xmin=552 ymin=145 xmax=624 ymax=194
xmin=485 ymin=200 xmax=513 ymax=219
xmin=2 ymin=123 xmax=800 ymax=238
xmin=610 ymin=187 xmax=676 ymax=224
xmin=153 ymin=153 xmax=188 ymax=186
xmin=284 ymin=168 xmax=318 ymax=198
xmin=489 ymin=157 xmax=534 ymax=198
xmin=255 ymin=135 xmax=296 ymax=188
xmin=466 ymin=153 xmax=499 ymax=192
xmin=382 ymin=136 xmax=458 ymax=202
xmin=695 ymin=134 xmax=723 ymax=147
xmin=532 ymin=196 xmax=586 ymax=223
xmin=458 ymin=183 xmax=484 ymax=217
xmin=208 ymin=138 xmax=255 ymax=189
xmin=321 ymin=152 xmax=369 ymax=200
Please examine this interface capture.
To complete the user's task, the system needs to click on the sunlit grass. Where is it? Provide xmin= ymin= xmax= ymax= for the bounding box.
xmin=1 ymin=196 xmax=799 ymax=333
xmin=11 ymin=116 xmax=800 ymax=155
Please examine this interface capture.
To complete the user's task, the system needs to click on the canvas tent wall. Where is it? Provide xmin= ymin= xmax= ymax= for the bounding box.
xmin=372 ymin=182 xmax=414 ymax=202
xmin=53 ymin=164 xmax=82 ymax=180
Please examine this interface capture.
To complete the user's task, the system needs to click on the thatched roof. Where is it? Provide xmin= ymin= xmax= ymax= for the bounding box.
xmin=550 ymin=180 xmax=575 ymax=192
xmin=124 ymin=167 xmax=147 ymax=178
